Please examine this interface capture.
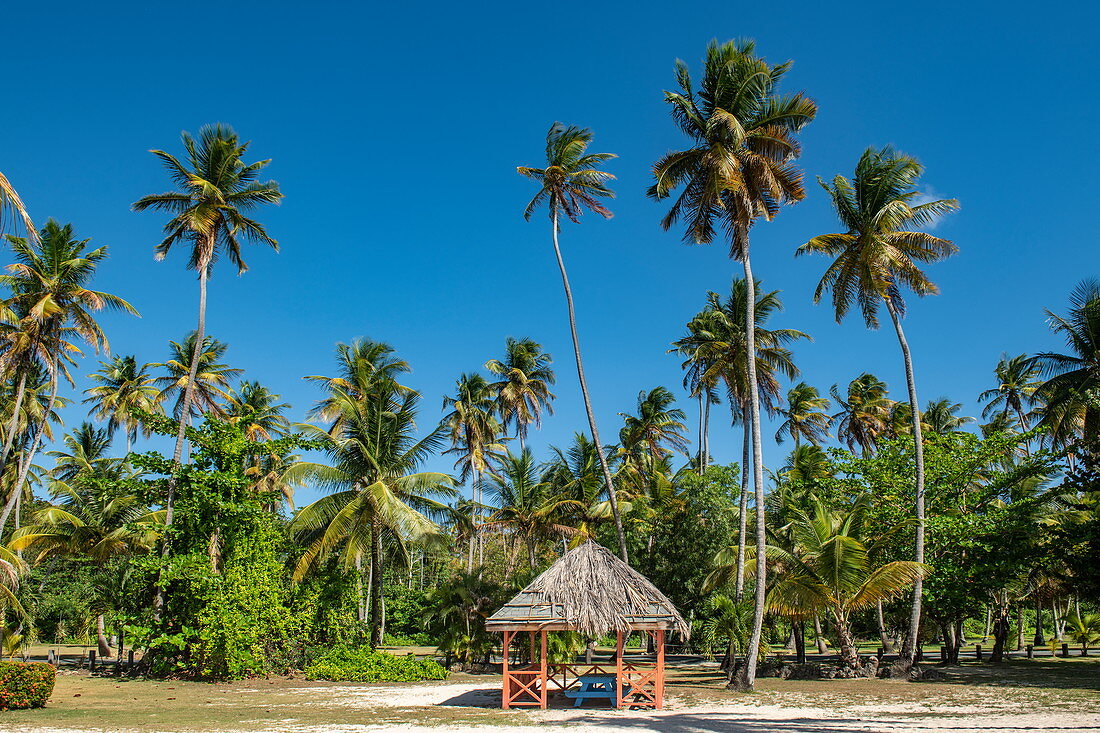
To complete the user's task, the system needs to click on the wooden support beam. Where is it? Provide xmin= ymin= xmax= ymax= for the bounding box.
xmin=539 ymin=630 xmax=548 ymax=709
xmin=656 ymin=629 xmax=665 ymax=710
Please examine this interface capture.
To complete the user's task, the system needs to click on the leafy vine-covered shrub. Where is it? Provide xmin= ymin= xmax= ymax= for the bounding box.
xmin=305 ymin=646 xmax=448 ymax=682
xmin=0 ymin=662 xmax=56 ymax=710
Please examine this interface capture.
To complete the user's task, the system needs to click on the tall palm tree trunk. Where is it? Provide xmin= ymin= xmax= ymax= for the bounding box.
xmin=0 ymin=371 xmax=28 ymax=474
xmin=734 ymin=405 xmax=750 ymax=602
xmin=734 ymin=249 xmax=767 ymax=691
xmin=697 ymin=394 xmax=705 ymax=474
xmin=886 ymin=299 xmax=925 ymax=665
xmin=550 ymin=211 xmax=627 ymax=563
xmin=703 ymin=394 xmax=712 ymax=470
xmin=370 ymin=519 xmax=383 ymax=647
xmin=153 ymin=260 xmax=211 ymax=618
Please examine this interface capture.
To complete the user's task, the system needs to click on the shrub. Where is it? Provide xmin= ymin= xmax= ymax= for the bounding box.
xmin=305 ymin=646 xmax=448 ymax=682
xmin=0 ymin=662 xmax=56 ymax=710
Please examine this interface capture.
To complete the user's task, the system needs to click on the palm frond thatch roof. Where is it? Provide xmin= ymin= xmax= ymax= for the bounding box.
xmin=486 ymin=540 xmax=689 ymax=638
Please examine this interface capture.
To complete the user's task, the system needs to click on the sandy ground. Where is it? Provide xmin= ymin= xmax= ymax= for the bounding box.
xmin=8 ymin=677 xmax=1099 ymax=733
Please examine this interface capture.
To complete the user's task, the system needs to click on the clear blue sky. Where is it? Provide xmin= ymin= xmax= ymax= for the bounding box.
xmin=4 ymin=1 xmax=1096 ymax=505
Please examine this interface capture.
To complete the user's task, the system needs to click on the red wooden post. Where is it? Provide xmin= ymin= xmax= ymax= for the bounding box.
xmin=615 ymin=630 xmax=624 ymax=708
xmin=539 ymin=630 xmax=549 ymax=709
xmin=502 ymin=630 xmax=512 ymax=709
xmin=655 ymin=629 xmax=666 ymax=710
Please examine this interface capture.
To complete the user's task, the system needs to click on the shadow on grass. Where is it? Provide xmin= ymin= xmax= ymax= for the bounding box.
xmin=917 ymin=659 xmax=1100 ymax=692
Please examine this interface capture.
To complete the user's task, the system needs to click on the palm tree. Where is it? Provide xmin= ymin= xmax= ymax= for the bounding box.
xmin=618 ymin=386 xmax=689 ymax=471
xmin=153 ymin=333 xmax=242 ymax=419
xmin=979 ymin=354 xmax=1041 ymax=429
xmin=775 ymin=382 xmax=831 ymax=448
xmin=541 ymin=433 xmax=613 ymax=541
xmin=765 ymin=497 xmax=928 ymax=669
xmin=132 ymin=124 xmax=281 ymax=592
xmin=441 ymin=373 xmax=504 ymax=566
xmin=676 ymin=281 xmax=806 ymax=604
xmin=650 ymin=39 xmax=816 ymax=689
xmin=83 ymin=355 xmax=162 ymax=452
xmin=0 ymin=220 xmax=136 ymax=532
xmin=778 ymin=444 xmax=834 ymax=484
xmin=518 ymin=122 xmax=628 ymax=563
xmin=482 ymin=450 xmax=577 ymax=571
xmin=1031 ymin=280 xmax=1100 ymax=451
xmin=292 ymin=340 xmax=456 ymax=645
xmin=48 ymin=423 xmax=117 ymax=484
xmin=923 ymin=398 xmax=973 ymax=435
xmin=225 ymin=381 xmax=290 ymax=441
xmin=670 ymin=313 xmax=721 ymax=473
xmin=11 ymin=476 xmax=161 ymax=655
xmin=797 ymin=145 xmax=959 ymax=664
xmin=831 ymin=374 xmax=893 ymax=456
xmin=485 ymin=338 xmax=555 ymax=452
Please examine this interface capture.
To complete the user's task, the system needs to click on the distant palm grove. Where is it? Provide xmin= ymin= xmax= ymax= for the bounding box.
xmin=0 ymin=39 xmax=1097 ymax=691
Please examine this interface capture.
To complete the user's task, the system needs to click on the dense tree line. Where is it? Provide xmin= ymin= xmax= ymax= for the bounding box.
xmin=0 ymin=39 xmax=1097 ymax=685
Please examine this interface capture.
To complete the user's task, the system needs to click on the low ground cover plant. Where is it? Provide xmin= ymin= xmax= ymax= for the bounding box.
xmin=304 ymin=646 xmax=448 ymax=682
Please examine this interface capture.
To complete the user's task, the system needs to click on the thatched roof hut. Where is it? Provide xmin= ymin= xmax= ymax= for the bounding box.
xmin=486 ymin=540 xmax=689 ymax=638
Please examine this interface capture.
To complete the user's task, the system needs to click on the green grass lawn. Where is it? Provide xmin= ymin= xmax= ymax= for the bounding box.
xmin=2 ymin=656 xmax=1098 ymax=732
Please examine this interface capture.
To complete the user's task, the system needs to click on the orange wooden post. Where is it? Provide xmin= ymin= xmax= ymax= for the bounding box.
xmin=539 ymin=630 xmax=549 ymax=709
xmin=615 ymin=630 xmax=624 ymax=708
xmin=502 ymin=630 xmax=512 ymax=709
xmin=655 ymin=629 xmax=665 ymax=710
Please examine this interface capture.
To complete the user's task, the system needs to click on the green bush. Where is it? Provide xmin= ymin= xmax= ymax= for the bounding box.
xmin=305 ymin=646 xmax=448 ymax=682
xmin=0 ymin=662 xmax=56 ymax=710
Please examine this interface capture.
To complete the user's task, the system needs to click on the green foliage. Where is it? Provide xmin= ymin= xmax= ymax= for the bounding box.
xmin=128 ymin=415 xmax=320 ymax=679
xmin=304 ymin=646 xmax=447 ymax=682
xmin=383 ymin=585 xmax=433 ymax=641
xmin=633 ymin=464 xmax=740 ymax=623
xmin=1065 ymin=613 xmax=1100 ymax=654
xmin=0 ymin=662 xmax=55 ymax=710
xmin=190 ymin=518 xmax=297 ymax=679
xmin=424 ymin=569 xmax=502 ymax=665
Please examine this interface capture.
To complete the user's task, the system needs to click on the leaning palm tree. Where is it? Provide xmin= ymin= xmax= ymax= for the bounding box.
xmin=650 ymin=39 xmax=816 ymax=690
xmin=83 ymin=355 xmax=162 ymax=452
xmin=0 ymin=220 xmax=137 ymax=532
xmin=775 ymin=382 xmax=831 ymax=448
xmin=518 ymin=122 xmax=628 ymax=563
xmin=797 ymin=145 xmax=959 ymax=665
xmin=1031 ymin=280 xmax=1100 ymax=452
xmin=485 ymin=337 xmax=555 ymax=452
xmin=132 ymin=124 xmax=281 ymax=594
xmin=831 ymin=374 xmax=894 ymax=456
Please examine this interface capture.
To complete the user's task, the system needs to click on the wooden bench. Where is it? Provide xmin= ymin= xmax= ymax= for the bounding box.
xmin=563 ymin=674 xmax=630 ymax=707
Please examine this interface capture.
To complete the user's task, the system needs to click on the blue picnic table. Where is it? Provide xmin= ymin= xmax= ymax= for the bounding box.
xmin=564 ymin=673 xmax=631 ymax=707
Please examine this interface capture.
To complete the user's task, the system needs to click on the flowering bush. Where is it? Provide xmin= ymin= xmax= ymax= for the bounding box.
xmin=0 ymin=662 xmax=55 ymax=710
